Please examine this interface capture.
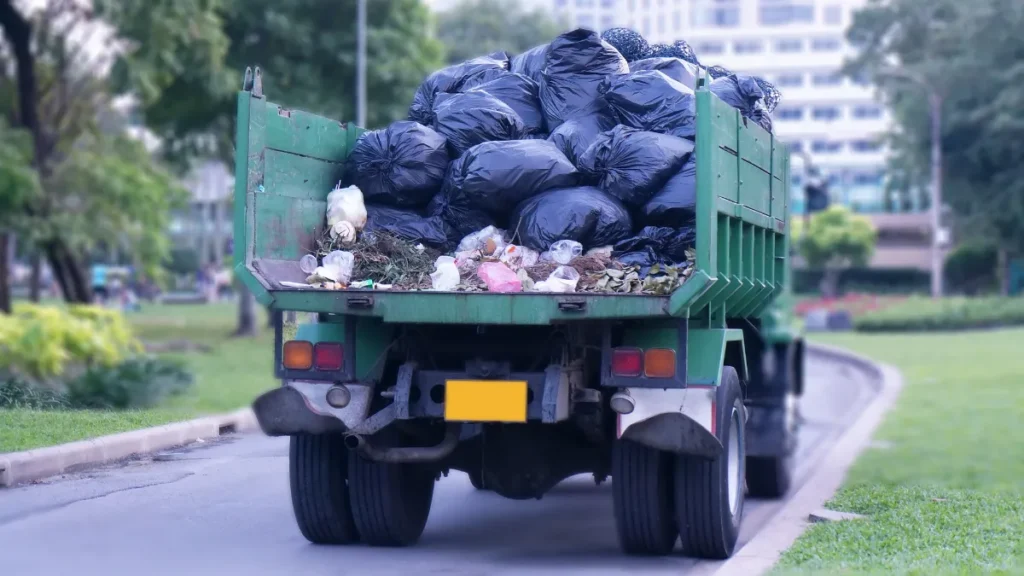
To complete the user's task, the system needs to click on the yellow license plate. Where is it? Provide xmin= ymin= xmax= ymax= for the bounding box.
xmin=444 ymin=380 xmax=528 ymax=423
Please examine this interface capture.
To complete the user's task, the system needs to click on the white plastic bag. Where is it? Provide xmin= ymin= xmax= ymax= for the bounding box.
xmin=430 ymin=255 xmax=460 ymax=291
xmin=316 ymin=250 xmax=355 ymax=284
xmin=456 ymin=226 xmax=507 ymax=256
xmin=499 ymin=244 xmax=540 ymax=270
xmin=549 ymin=240 xmax=583 ymax=264
xmin=534 ymin=265 xmax=580 ymax=293
xmin=326 ymin=183 xmax=368 ymax=243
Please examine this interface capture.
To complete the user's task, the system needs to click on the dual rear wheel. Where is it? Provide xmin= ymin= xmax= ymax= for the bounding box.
xmin=289 ymin=432 xmax=435 ymax=547
xmin=612 ymin=366 xmax=746 ymax=559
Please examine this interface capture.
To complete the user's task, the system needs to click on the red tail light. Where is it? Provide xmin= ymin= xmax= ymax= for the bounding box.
xmin=611 ymin=348 xmax=643 ymax=377
xmin=313 ymin=342 xmax=344 ymax=371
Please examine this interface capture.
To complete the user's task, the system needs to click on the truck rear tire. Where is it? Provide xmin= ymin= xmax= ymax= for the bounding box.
xmin=289 ymin=433 xmax=359 ymax=545
xmin=746 ymin=454 xmax=792 ymax=499
xmin=612 ymin=438 xmax=678 ymax=555
xmin=675 ymin=366 xmax=745 ymax=559
xmin=347 ymin=451 xmax=435 ymax=547
xmin=468 ymin=469 xmax=487 ymax=490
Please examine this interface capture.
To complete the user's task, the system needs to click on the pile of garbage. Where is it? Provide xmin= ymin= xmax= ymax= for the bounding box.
xmin=295 ymin=27 xmax=780 ymax=296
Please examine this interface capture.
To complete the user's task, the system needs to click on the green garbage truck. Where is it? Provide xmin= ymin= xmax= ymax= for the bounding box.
xmin=238 ymin=67 xmax=805 ymax=558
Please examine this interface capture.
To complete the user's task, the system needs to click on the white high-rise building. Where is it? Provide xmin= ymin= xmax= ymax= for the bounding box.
xmin=520 ymin=0 xmax=896 ymax=215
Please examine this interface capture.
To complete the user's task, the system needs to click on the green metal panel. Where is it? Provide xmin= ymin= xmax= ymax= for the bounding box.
xmin=233 ymin=70 xmax=791 ymax=325
xmin=686 ymin=327 xmax=746 ymax=386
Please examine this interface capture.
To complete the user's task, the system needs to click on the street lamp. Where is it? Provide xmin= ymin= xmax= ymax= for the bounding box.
xmin=876 ymin=68 xmax=945 ymax=298
xmin=356 ymin=0 xmax=367 ymax=127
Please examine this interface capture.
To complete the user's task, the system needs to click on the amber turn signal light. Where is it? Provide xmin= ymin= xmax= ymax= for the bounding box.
xmin=282 ymin=340 xmax=314 ymax=370
xmin=643 ymin=349 xmax=676 ymax=379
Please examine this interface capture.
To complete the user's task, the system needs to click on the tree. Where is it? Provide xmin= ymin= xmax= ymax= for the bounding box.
xmin=846 ymin=0 xmax=1024 ymax=293
xmin=0 ymin=0 xmax=189 ymax=306
xmin=0 ymin=121 xmax=40 ymax=313
xmin=436 ymin=0 xmax=565 ymax=64
xmin=104 ymin=0 xmax=444 ymax=334
xmin=797 ymin=206 xmax=877 ymax=297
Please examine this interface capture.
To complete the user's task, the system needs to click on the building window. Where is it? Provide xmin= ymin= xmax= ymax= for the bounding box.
xmin=642 ymin=0 xmax=651 ymax=7
xmin=734 ymin=40 xmax=764 ymax=54
xmin=696 ymin=41 xmax=725 ymax=55
xmin=555 ymin=0 xmax=568 ymax=7
xmin=776 ymin=107 xmax=804 ymax=121
xmin=851 ymin=71 xmax=872 ymax=86
xmin=811 ymin=140 xmax=842 ymax=153
xmin=578 ymin=14 xmax=595 ymax=29
xmin=852 ymin=171 xmax=884 ymax=186
xmin=775 ymin=73 xmax=803 ymax=87
xmin=601 ymin=14 xmax=615 ymax=29
xmin=851 ymin=139 xmax=882 ymax=153
xmin=812 ymin=107 xmax=841 ymax=121
xmin=824 ymin=5 xmax=843 ymax=25
xmin=811 ymin=37 xmax=842 ymax=52
xmin=658 ymin=15 xmax=667 ymax=33
xmin=601 ymin=0 xmax=616 ymax=6
xmin=789 ymin=141 xmax=803 ymax=153
xmin=853 ymin=105 xmax=883 ymax=119
xmin=576 ymin=0 xmax=595 ymax=6
xmin=642 ymin=17 xmax=651 ymax=35
xmin=673 ymin=10 xmax=682 ymax=30
xmin=759 ymin=0 xmax=814 ymax=26
xmin=694 ymin=0 xmax=740 ymax=28
xmin=811 ymin=72 xmax=842 ymax=86
xmin=775 ymin=38 xmax=803 ymax=52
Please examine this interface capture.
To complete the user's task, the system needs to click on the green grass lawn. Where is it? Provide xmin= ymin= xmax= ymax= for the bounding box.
xmin=775 ymin=329 xmax=1024 ymax=575
xmin=1 ymin=302 xmax=278 ymax=453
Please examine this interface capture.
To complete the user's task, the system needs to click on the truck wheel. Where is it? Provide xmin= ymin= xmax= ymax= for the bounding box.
xmin=468 ymin=469 xmax=487 ymax=490
xmin=746 ymin=454 xmax=792 ymax=499
xmin=612 ymin=438 xmax=678 ymax=555
xmin=289 ymin=433 xmax=359 ymax=545
xmin=675 ymin=366 xmax=745 ymax=559
xmin=348 ymin=450 xmax=435 ymax=547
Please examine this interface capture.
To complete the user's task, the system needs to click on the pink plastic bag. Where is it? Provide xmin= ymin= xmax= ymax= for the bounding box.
xmin=477 ymin=262 xmax=522 ymax=293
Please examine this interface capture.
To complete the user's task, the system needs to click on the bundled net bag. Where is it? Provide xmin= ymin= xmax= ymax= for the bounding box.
xmin=599 ymin=28 xmax=651 ymax=62
xmin=345 ymin=121 xmax=449 ymax=208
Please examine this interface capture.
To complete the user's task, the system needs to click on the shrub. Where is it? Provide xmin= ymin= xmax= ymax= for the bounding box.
xmin=0 ymin=376 xmax=69 ymax=410
xmin=65 ymin=357 xmax=193 ymax=410
xmin=944 ymin=241 xmax=998 ymax=295
xmin=855 ymin=296 xmax=1024 ymax=332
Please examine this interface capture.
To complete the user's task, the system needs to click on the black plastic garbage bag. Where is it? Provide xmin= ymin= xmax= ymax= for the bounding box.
xmin=510 ymin=44 xmax=549 ymax=83
xmin=642 ymin=155 xmax=696 ymax=227
xmin=628 ymin=57 xmax=699 ymax=89
xmin=539 ymin=29 xmax=629 ymax=130
xmin=510 ymin=186 xmax=633 ymax=251
xmin=547 ymin=109 xmax=617 ymax=166
xmin=432 ymin=91 xmax=527 ymax=158
xmin=613 ymin=225 xmax=696 ymax=273
xmin=710 ymin=74 xmax=773 ymax=133
xmin=344 ymin=121 xmax=449 ymax=208
xmin=468 ymin=73 xmax=546 ymax=135
xmin=578 ymin=126 xmax=694 ymax=207
xmin=444 ymin=139 xmax=579 ymax=216
xmin=408 ymin=53 xmax=510 ymax=125
xmin=427 ymin=187 xmax=495 ymax=250
xmin=600 ymin=28 xmax=651 ymax=62
xmin=363 ymin=204 xmax=451 ymax=249
xmin=600 ymin=70 xmax=697 ymax=139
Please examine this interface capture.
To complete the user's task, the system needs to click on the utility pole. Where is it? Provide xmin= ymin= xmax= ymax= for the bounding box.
xmin=356 ymin=0 xmax=367 ymax=127
xmin=879 ymin=69 xmax=944 ymax=298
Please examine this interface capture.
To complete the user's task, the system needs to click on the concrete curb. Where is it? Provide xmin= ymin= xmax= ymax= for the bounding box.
xmin=713 ymin=343 xmax=904 ymax=576
xmin=0 ymin=408 xmax=258 ymax=488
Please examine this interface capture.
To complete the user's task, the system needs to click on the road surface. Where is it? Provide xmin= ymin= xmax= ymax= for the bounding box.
xmin=0 ymin=352 xmax=873 ymax=576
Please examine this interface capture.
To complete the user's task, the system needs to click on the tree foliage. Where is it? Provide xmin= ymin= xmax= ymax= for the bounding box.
xmin=847 ymin=0 xmax=1024 ymax=260
xmin=798 ymin=206 xmax=877 ymax=296
xmin=436 ymin=0 xmax=566 ymax=64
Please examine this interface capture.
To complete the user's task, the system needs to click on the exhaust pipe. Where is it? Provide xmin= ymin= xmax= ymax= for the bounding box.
xmin=345 ymin=423 xmax=461 ymax=464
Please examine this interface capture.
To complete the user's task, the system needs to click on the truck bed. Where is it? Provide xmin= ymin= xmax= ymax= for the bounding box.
xmin=233 ymin=67 xmax=791 ymax=324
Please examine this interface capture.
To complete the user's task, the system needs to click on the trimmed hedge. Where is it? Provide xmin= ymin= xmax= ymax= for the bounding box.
xmin=794 ymin=267 xmax=930 ymax=295
xmin=855 ymin=296 xmax=1024 ymax=333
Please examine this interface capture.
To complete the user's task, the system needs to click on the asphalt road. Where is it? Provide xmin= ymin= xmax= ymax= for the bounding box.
xmin=0 ymin=353 xmax=873 ymax=576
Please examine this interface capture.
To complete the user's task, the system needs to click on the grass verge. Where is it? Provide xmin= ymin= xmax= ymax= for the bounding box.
xmin=775 ymin=329 xmax=1024 ymax=575
xmin=1 ymin=302 xmax=276 ymax=453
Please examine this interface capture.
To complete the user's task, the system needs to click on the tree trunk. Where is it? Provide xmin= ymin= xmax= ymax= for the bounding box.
xmin=29 ymin=250 xmax=41 ymax=302
xmin=235 ymin=289 xmax=257 ymax=337
xmin=819 ymin=268 xmax=841 ymax=299
xmin=44 ymin=238 xmax=91 ymax=303
xmin=997 ymin=248 xmax=1010 ymax=296
xmin=0 ymin=232 xmax=11 ymax=313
